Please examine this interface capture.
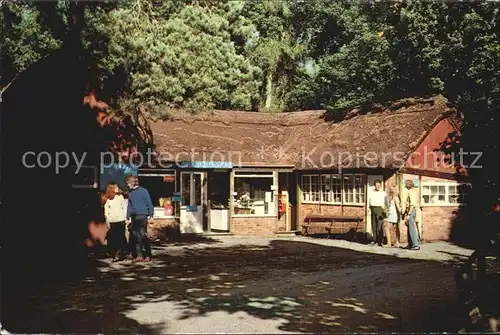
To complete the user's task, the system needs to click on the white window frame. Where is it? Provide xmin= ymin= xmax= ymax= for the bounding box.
xmin=421 ymin=181 xmax=469 ymax=206
xmin=71 ymin=165 xmax=98 ymax=189
xmin=342 ymin=174 xmax=366 ymax=206
xmin=138 ymin=169 xmax=177 ymax=218
xmin=300 ymin=173 xmax=364 ymax=206
xmin=301 ymin=174 xmax=320 ymax=203
xmin=233 ymin=170 xmax=277 ymax=217
xmin=320 ymin=174 xmax=333 ymax=203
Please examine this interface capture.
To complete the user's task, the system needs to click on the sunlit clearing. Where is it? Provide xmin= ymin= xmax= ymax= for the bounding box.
xmin=330 ymin=302 xmax=367 ymax=314
xmin=120 ymin=276 xmax=137 ymax=282
xmin=177 ymin=277 xmax=196 ymax=282
xmin=376 ymin=312 xmax=397 ymax=320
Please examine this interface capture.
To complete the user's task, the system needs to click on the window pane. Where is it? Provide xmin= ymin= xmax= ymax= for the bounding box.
xmin=332 ymin=175 xmax=342 ymax=203
xmin=193 ymin=174 xmax=202 ymax=206
xmin=181 ymin=174 xmax=190 ymax=206
xmin=311 ymin=176 xmax=320 ymax=202
xmin=139 ymin=175 xmax=176 ymax=207
xmin=356 ymin=175 xmax=365 ymax=203
xmin=343 ymin=175 xmax=353 ymax=203
xmin=321 ymin=175 xmax=332 ymax=202
xmin=234 ymin=177 xmax=275 ymax=215
xmin=301 ymin=176 xmax=310 ymax=201
xmin=342 ymin=174 xmax=365 ymax=204
xmin=423 ymin=183 xmax=468 ymax=205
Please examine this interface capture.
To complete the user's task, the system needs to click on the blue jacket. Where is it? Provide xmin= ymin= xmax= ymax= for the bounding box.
xmin=127 ymin=186 xmax=154 ymax=219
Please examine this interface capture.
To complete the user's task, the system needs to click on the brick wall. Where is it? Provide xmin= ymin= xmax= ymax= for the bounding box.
xmin=386 ymin=222 xmax=408 ymax=244
xmin=385 ymin=206 xmax=459 ymax=244
xmin=300 ymin=204 xmax=366 ymax=233
xmin=421 ymin=206 xmax=459 ymax=241
xmin=231 ymin=216 xmax=279 ymax=236
xmin=277 ymin=213 xmax=286 ymax=232
xmin=148 ymin=218 xmax=179 ymax=240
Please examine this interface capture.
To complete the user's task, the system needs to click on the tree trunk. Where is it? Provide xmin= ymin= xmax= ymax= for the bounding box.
xmin=68 ymin=1 xmax=84 ymax=43
xmin=264 ymin=71 xmax=273 ymax=109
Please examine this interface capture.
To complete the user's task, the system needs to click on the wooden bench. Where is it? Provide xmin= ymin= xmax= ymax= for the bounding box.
xmin=301 ymin=215 xmax=364 ymax=241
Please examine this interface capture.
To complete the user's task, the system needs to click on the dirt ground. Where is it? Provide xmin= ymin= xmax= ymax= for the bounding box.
xmin=3 ymin=236 xmax=474 ymax=334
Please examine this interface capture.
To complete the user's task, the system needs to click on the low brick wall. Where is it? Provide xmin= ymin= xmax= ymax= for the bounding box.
xmin=147 ymin=218 xmax=180 ymax=240
xmin=231 ymin=216 xmax=279 ymax=236
xmin=147 ymin=217 xmax=282 ymax=237
xmin=385 ymin=206 xmax=459 ymax=244
xmin=277 ymin=215 xmax=286 ymax=232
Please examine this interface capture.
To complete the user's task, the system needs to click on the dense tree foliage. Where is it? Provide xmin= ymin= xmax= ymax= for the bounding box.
xmin=1 ymin=0 xmax=499 ymax=257
xmin=0 ymin=2 xmax=60 ymax=88
xmin=2 ymin=1 xmax=498 ymax=113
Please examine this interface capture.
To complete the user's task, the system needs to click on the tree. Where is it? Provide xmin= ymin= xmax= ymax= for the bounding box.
xmin=244 ymin=0 xmax=305 ymax=111
xmin=100 ymin=0 xmax=260 ymax=113
xmin=298 ymin=1 xmax=395 ymax=109
xmin=0 ymin=2 xmax=60 ymax=89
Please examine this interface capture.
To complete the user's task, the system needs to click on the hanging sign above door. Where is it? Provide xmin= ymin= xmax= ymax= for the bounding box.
xmin=178 ymin=161 xmax=233 ymax=169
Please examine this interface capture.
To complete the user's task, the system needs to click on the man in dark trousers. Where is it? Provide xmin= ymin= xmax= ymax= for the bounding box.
xmin=125 ymin=174 xmax=154 ymax=262
xmin=368 ymin=180 xmax=386 ymax=246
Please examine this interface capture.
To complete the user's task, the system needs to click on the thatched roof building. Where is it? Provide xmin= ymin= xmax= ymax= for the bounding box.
xmin=150 ymin=95 xmax=456 ymax=169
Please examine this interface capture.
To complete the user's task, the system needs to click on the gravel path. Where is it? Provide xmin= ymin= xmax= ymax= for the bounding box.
xmin=4 ymin=236 xmax=473 ymax=334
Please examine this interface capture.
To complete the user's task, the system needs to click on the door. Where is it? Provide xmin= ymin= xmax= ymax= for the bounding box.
xmin=180 ymin=172 xmax=205 ymax=233
xmin=365 ymin=175 xmax=384 ymax=236
xmin=207 ymin=171 xmax=230 ymax=231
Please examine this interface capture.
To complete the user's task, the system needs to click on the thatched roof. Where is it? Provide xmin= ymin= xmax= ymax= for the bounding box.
xmin=149 ymin=95 xmax=455 ymax=169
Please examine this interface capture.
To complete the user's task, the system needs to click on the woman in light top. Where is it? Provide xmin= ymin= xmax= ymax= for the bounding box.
xmin=104 ymin=182 xmax=128 ymax=261
xmin=383 ymin=183 xmax=402 ymax=248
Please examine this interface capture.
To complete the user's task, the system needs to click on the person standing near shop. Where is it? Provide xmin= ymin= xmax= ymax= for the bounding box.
xmin=383 ymin=183 xmax=402 ymax=247
xmin=401 ymin=179 xmax=420 ymax=250
xmin=368 ymin=180 xmax=386 ymax=246
xmin=125 ymin=174 xmax=154 ymax=262
xmin=104 ymin=182 xmax=128 ymax=262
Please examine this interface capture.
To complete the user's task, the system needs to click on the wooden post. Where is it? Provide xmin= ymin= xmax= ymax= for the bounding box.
xmin=272 ymin=170 xmax=280 ymax=220
xmin=296 ymin=171 xmax=301 ymax=232
xmin=341 ymin=173 xmax=344 ymax=216
xmin=228 ymin=169 xmax=234 ymax=233
xmin=207 ymin=200 xmax=211 ymax=233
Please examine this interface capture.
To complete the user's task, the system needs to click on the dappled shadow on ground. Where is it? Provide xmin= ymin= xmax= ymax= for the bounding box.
xmin=304 ymin=231 xmax=371 ymax=245
xmin=3 ymin=239 xmax=467 ymax=333
xmin=150 ymin=234 xmax=221 ymax=248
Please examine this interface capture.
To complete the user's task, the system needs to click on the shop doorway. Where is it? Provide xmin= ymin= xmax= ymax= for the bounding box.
xmin=180 ymin=172 xmax=205 ymax=233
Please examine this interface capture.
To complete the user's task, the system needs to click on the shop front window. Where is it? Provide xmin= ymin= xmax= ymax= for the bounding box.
xmin=138 ymin=170 xmax=176 ymax=218
xmin=301 ymin=173 xmax=364 ymax=205
xmin=233 ymin=172 xmax=276 ymax=216
xmin=421 ymin=182 xmax=469 ymax=205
